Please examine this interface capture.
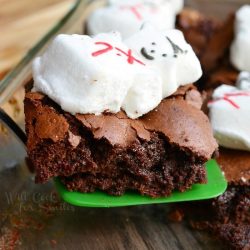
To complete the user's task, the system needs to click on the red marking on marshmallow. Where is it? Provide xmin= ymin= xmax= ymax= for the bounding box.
xmin=208 ymin=92 xmax=250 ymax=109
xmin=92 ymin=41 xmax=145 ymax=66
xmin=120 ymin=4 xmax=144 ymax=20
xmin=92 ymin=42 xmax=113 ymax=56
xmin=115 ymin=47 xmax=145 ymax=65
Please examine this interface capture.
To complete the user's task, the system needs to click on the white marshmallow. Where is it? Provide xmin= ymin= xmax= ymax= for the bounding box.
xmin=108 ymin=0 xmax=184 ymax=13
xmin=230 ymin=5 xmax=250 ymax=71
xmin=33 ymin=33 xmax=162 ymax=119
xmin=122 ymin=71 xmax=162 ymax=119
xmin=33 ymin=28 xmax=202 ymax=119
xmin=87 ymin=1 xmax=177 ymax=39
xmin=208 ymin=82 xmax=250 ymax=151
xmin=125 ymin=24 xmax=202 ymax=98
xmin=170 ymin=0 xmax=184 ymax=14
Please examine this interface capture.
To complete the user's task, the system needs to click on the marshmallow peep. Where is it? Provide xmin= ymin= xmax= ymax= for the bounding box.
xmin=87 ymin=0 xmax=179 ymax=39
xmin=33 ymin=33 xmax=162 ymax=119
xmin=124 ymin=24 xmax=202 ymax=98
xmin=230 ymin=5 xmax=250 ymax=71
xmin=208 ymin=73 xmax=250 ymax=151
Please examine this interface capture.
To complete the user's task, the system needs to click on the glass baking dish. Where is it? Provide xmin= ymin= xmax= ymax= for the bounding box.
xmin=0 ymin=0 xmax=247 ymax=249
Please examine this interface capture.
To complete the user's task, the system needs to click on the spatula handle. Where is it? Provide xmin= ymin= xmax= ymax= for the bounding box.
xmin=0 ymin=108 xmax=27 ymax=147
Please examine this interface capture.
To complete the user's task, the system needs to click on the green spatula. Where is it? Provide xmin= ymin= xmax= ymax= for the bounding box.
xmin=0 ymin=108 xmax=227 ymax=208
xmin=54 ymin=160 xmax=227 ymax=207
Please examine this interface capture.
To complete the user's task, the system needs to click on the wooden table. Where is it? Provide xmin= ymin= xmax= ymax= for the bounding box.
xmin=0 ymin=161 xmax=223 ymax=250
xmin=0 ymin=0 xmax=73 ymax=79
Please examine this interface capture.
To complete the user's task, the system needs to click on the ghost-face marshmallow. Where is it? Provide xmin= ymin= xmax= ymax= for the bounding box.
xmin=125 ymin=24 xmax=202 ymax=98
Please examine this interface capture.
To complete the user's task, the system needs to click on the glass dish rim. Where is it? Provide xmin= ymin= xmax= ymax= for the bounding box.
xmin=0 ymin=0 xmax=94 ymax=106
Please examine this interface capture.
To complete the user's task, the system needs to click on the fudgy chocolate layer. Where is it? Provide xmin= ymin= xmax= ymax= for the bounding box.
xmin=25 ymin=84 xmax=217 ymax=197
xmin=59 ymin=132 xmax=206 ymax=197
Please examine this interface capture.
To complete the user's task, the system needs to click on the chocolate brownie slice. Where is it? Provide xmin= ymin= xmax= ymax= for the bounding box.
xmin=25 ymin=84 xmax=218 ymax=197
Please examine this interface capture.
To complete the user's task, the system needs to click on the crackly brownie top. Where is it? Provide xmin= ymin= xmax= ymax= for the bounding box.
xmin=25 ymin=84 xmax=218 ymax=161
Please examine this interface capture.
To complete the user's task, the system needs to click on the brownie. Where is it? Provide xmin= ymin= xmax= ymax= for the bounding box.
xmin=25 ymin=84 xmax=218 ymax=197
xmin=169 ymin=187 xmax=250 ymax=249
xmin=177 ymin=9 xmax=234 ymax=75
xmin=169 ymin=148 xmax=250 ymax=249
